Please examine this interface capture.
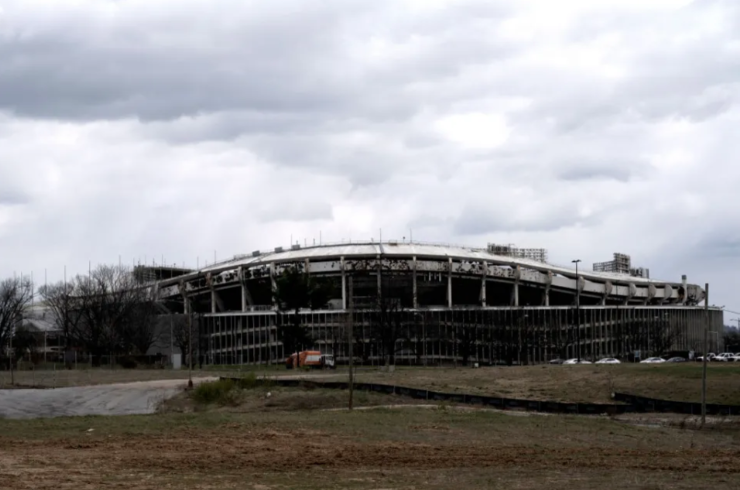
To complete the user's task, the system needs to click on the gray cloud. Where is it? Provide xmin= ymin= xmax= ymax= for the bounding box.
xmin=0 ymin=186 xmax=27 ymax=205
xmin=1 ymin=0 xmax=740 ymax=320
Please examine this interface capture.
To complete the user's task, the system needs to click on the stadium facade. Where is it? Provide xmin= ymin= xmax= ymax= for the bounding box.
xmin=149 ymin=242 xmax=724 ymax=366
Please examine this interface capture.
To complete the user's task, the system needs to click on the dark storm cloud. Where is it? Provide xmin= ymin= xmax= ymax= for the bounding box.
xmin=0 ymin=0 xmax=516 ymax=125
xmin=0 ymin=0 xmax=367 ymax=120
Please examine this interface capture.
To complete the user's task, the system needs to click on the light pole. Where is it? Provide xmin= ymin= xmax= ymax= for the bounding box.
xmin=701 ymin=283 xmax=709 ymax=426
xmin=572 ymin=259 xmax=581 ymax=362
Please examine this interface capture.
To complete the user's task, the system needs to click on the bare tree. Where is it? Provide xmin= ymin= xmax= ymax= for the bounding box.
xmin=12 ymin=325 xmax=38 ymax=361
xmin=117 ymin=288 xmax=163 ymax=356
xmin=446 ymin=310 xmax=481 ymax=366
xmin=648 ymin=317 xmax=681 ymax=356
xmin=369 ymin=291 xmax=406 ymax=367
xmin=545 ymin=312 xmax=577 ymax=361
xmin=724 ymin=329 xmax=740 ymax=352
xmin=43 ymin=265 xmax=158 ymax=365
xmin=0 ymin=276 xmax=33 ymax=375
xmin=39 ymin=280 xmax=85 ymax=349
xmin=171 ymin=313 xmax=199 ymax=366
xmin=273 ymin=265 xmax=332 ymax=363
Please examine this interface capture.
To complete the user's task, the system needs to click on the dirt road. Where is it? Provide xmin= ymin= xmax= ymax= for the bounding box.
xmin=0 ymin=378 xmax=215 ymax=419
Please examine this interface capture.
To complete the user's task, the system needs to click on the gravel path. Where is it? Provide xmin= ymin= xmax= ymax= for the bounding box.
xmin=0 ymin=378 xmax=216 ymax=419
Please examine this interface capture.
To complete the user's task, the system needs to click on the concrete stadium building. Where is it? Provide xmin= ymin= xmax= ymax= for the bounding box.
xmin=149 ymin=241 xmax=724 ymax=366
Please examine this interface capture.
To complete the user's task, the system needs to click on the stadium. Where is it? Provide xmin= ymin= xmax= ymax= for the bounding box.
xmin=147 ymin=241 xmax=724 ymax=366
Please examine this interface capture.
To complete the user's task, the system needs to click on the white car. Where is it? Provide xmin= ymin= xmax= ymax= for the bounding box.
xmin=563 ymin=358 xmax=592 ymax=364
xmin=640 ymin=357 xmax=665 ymax=364
xmin=714 ymin=353 xmax=740 ymax=362
xmin=595 ymin=358 xmax=621 ymax=364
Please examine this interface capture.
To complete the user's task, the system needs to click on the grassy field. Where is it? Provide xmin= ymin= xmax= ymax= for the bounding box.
xmin=0 ymin=364 xmax=285 ymax=389
xmin=4 ymin=362 xmax=739 ymax=406
xmin=1 ymin=383 xmax=740 ymax=489
xmin=329 ymin=363 xmax=740 ymax=405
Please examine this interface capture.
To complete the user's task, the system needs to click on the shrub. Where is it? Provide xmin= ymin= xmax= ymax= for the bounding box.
xmin=235 ymin=372 xmax=259 ymax=390
xmin=234 ymin=372 xmax=274 ymax=390
xmin=192 ymin=379 xmax=239 ymax=406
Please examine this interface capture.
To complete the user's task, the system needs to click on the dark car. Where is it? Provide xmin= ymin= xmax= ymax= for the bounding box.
xmin=666 ymin=356 xmax=687 ymax=362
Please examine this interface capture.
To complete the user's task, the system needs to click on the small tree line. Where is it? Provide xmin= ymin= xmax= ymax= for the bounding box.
xmin=0 ymin=264 xmax=163 ymax=367
xmin=38 ymin=264 xmax=162 ymax=365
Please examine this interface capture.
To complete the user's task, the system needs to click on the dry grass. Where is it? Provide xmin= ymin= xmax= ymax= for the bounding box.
xmin=3 ymin=363 xmax=739 ymax=488
xmin=4 ymin=362 xmax=738 ymax=405
xmin=2 ymin=398 xmax=740 ymax=489
xmin=320 ymin=363 xmax=740 ymax=405
xmin=159 ymin=379 xmax=424 ymax=414
xmin=0 ymin=365 xmax=281 ymax=389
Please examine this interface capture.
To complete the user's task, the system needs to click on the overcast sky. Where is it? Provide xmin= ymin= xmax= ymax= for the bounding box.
xmin=1 ymin=0 xmax=738 ymax=317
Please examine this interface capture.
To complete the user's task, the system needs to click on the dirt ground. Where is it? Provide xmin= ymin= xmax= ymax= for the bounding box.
xmin=2 ymin=386 xmax=740 ymax=489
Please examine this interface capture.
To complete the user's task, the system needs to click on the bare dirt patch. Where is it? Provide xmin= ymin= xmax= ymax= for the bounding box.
xmin=2 ymin=406 xmax=740 ymax=489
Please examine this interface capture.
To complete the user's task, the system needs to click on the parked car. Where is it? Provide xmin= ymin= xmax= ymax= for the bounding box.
xmin=640 ymin=357 xmax=665 ymax=364
xmin=665 ymin=356 xmax=687 ymax=363
xmin=595 ymin=358 xmax=621 ymax=364
xmin=548 ymin=358 xmax=565 ymax=365
xmin=714 ymin=352 xmax=740 ymax=362
xmin=696 ymin=353 xmax=716 ymax=362
xmin=563 ymin=358 xmax=592 ymax=364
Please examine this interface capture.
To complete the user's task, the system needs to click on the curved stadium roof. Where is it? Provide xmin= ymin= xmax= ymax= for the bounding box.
xmin=158 ymin=241 xmax=686 ymax=288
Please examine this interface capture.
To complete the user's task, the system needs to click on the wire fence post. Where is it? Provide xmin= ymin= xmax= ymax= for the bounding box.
xmin=701 ymin=283 xmax=709 ymax=427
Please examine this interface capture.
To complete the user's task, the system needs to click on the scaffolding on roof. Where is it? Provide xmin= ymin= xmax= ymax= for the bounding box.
xmin=593 ymin=253 xmax=649 ymax=278
xmin=487 ymin=243 xmax=548 ymax=263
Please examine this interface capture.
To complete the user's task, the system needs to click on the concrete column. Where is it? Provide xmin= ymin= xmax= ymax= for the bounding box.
xmin=341 ymin=256 xmax=347 ymax=310
xmin=681 ymin=275 xmax=688 ymax=305
xmin=376 ymin=254 xmax=382 ymax=301
xmin=625 ymin=283 xmax=636 ymax=305
xmin=661 ymin=284 xmax=673 ymax=305
xmin=413 ymin=256 xmax=418 ymax=309
xmin=511 ymin=266 xmax=520 ymax=307
xmin=270 ymin=263 xmax=277 ymax=310
xmin=239 ymin=266 xmax=247 ymax=312
xmin=602 ymin=281 xmax=612 ymax=306
xmin=644 ymin=283 xmax=656 ymax=305
xmin=543 ymin=271 xmax=552 ymax=306
xmin=180 ymin=280 xmax=189 ymax=314
xmin=447 ymin=257 xmax=453 ymax=308
xmin=211 ymin=288 xmax=217 ymax=314
xmin=480 ymin=261 xmax=487 ymax=307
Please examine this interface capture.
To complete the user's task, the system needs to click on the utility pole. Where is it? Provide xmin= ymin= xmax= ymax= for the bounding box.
xmin=170 ymin=314 xmax=174 ymax=369
xmin=701 ymin=283 xmax=709 ymax=427
xmin=188 ymin=307 xmax=194 ymax=389
xmin=348 ymin=276 xmax=354 ymax=410
xmin=572 ymin=259 xmax=581 ymax=362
